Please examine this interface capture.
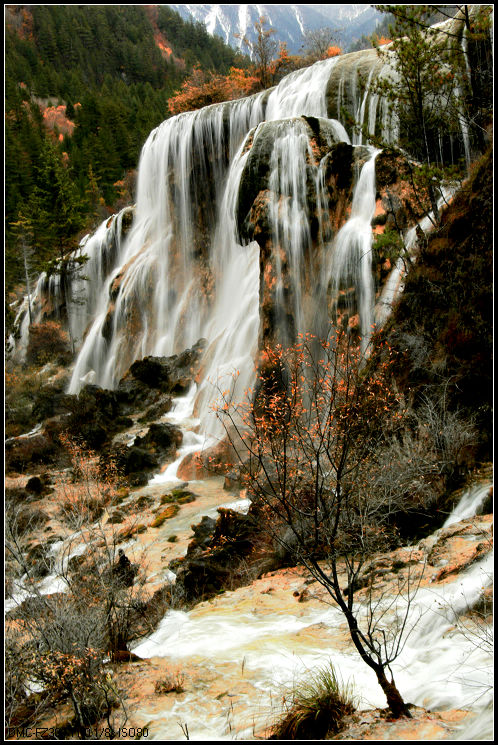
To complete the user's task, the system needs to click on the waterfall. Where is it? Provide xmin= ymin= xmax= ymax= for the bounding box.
xmin=6 ymin=29 xmax=469 ymax=439
xmin=329 ymin=148 xmax=380 ymax=351
xmin=375 ymin=183 xmax=457 ymax=325
xmin=64 ymin=50 xmax=390 ymax=425
xmin=443 ymin=482 xmax=492 ymax=527
xmin=68 ymin=96 xmax=270 ymax=396
xmin=10 ymin=208 xmax=132 ymax=368
xmin=191 ymin=129 xmax=261 ymax=439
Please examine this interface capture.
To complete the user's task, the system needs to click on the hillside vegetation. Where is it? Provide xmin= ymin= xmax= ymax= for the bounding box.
xmin=5 ymin=4 xmax=248 ymax=300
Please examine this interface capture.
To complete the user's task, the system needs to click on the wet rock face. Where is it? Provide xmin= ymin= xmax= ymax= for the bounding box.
xmin=117 ymin=338 xmax=207 ymax=404
xmin=171 ymin=504 xmax=284 ymax=605
xmin=103 ymin=421 xmax=183 ymax=487
xmin=235 ymin=118 xmax=360 ymax=351
xmin=135 ymin=422 xmax=183 ymax=454
xmin=374 ymin=148 xmax=429 ymax=229
xmin=237 ymin=118 xmax=354 ymax=247
xmin=5 ymin=432 xmax=58 ymax=473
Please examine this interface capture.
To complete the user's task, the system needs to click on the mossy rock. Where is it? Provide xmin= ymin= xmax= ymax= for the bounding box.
xmin=118 ymin=523 xmax=147 ymax=542
xmin=160 ymin=488 xmax=197 ymax=505
xmin=112 ymin=487 xmax=130 ymax=505
xmin=150 ymin=504 xmax=180 ymax=528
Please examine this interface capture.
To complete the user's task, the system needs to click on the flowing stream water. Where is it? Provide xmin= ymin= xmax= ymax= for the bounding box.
xmin=7 ymin=19 xmax=491 ymax=738
xmin=129 ymin=482 xmax=492 ymax=741
xmin=122 ymin=394 xmax=492 ymax=741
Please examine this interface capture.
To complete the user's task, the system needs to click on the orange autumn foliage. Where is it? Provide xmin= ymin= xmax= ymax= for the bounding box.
xmin=326 ymin=45 xmax=342 ymax=57
xmin=168 ymin=66 xmax=260 ymax=115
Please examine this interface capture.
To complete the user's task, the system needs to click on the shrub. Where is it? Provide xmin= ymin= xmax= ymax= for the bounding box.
xmin=5 ymin=433 xmax=57 ymax=473
xmin=270 ymin=662 xmax=355 ymax=740
xmin=5 ymin=366 xmax=45 ymax=437
xmin=168 ymin=65 xmax=259 ymax=115
xmin=154 ymin=670 xmax=185 ymax=695
xmin=26 ymin=321 xmax=71 ymax=367
xmin=5 ymin=433 xmax=165 ymax=737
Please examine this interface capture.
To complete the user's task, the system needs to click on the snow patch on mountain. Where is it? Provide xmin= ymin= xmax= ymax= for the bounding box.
xmin=167 ymin=4 xmax=382 ymax=56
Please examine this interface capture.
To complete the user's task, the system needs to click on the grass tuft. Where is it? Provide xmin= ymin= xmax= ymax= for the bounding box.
xmin=270 ymin=661 xmax=355 ymax=740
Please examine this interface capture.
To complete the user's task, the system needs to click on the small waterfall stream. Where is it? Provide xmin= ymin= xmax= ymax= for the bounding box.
xmin=58 ymin=49 xmax=391 ymax=441
xmin=129 ymin=481 xmax=492 ymax=741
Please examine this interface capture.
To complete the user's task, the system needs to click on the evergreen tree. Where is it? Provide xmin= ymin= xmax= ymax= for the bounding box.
xmin=374 ymin=5 xmax=457 ymax=166
xmin=4 ymin=4 xmax=250 ymax=299
xmin=372 ymin=5 xmax=492 ymax=226
xmin=27 ymin=137 xmax=84 ymax=263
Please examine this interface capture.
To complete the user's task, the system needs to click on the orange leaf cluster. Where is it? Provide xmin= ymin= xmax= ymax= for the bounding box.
xmin=168 ymin=66 xmax=260 ymax=115
xmin=326 ymin=46 xmax=342 ymax=57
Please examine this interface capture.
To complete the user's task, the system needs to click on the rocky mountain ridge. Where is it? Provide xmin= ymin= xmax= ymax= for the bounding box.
xmin=167 ymin=3 xmax=382 ymax=54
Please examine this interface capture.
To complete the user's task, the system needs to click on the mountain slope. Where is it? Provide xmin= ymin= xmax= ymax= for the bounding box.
xmin=4 ymin=4 xmax=245 ymax=298
xmin=167 ymin=4 xmax=381 ymax=54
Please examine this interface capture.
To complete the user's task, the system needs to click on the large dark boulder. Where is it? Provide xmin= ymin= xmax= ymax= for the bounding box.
xmin=134 ymin=422 xmax=183 ymax=459
xmin=31 ymin=385 xmax=74 ymax=423
xmin=116 ymin=339 xmax=207 ymax=412
xmin=63 ymin=384 xmax=132 ymax=450
xmin=171 ymin=505 xmax=282 ymax=604
xmin=110 ymin=445 xmax=159 ymax=486
xmin=105 ymin=421 xmax=182 ymax=486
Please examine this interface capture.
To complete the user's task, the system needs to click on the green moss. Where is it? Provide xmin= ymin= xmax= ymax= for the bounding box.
xmin=160 ymin=489 xmax=196 ymax=505
xmin=118 ymin=523 xmax=147 ymax=541
xmin=150 ymin=504 xmax=180 ymax=528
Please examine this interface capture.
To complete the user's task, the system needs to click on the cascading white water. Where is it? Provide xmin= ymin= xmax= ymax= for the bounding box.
xmin=65 ymin=50 xmax=390 ymax=429
xmin=6 ymin=27 xmax=466 ymax=443
xmin=66 ymin=207 xmax=133 ymax=350
xmin=266 ymin=54 xmax=344 ymax=123
xmin=130 ymin=481 xmax=493 ymax=740
xmin=192 ymin=130 xmax=261 ymax=439
xmin=374 ymin=184 xmax=457 ymax=325
xmin=267 ymin=119 xmax=315 ymax=344
xmin=328 ymin=148 xmax=380 ymax=351
xmin=10 ymin=208 xmax=131 ymax=369
xmin=443 ymin=482 xmax=492 ymax=527
xmin=68 ymin=96 xmax=269 ymax=396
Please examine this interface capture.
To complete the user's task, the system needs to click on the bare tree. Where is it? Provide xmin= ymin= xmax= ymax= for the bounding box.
xmin=237 ymin=16 xmax=279 ymax=89
xmin=214 ymin=329 xmax=423 ymax=716
xmin=301 ymin=26 xmax=341 ymax=62
xmin=214 ymin=328 xmax=477 ymax=717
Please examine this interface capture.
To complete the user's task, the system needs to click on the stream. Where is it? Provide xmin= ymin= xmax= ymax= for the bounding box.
xmin=128 ymin=394 xmax=494 ymax=740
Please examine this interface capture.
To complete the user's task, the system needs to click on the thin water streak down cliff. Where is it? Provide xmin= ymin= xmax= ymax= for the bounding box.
xmin=9 ymin=24 xmax=474 ymax=440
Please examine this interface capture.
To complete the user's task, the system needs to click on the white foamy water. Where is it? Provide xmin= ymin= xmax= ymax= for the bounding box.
xmin=130 ymin=482 xmax=493 ymax=740
xmin=443 ymin=482 xmax=492 ymax=527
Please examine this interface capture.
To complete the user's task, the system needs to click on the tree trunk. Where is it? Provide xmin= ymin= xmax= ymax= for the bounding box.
xmin=337 ymin=597 xmax=412 ymax=719
xmin=375 ymin=667 xmax=412 ymax=718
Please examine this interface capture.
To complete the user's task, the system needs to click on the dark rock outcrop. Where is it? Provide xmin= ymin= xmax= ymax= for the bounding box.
xmin=171 ymin=505 xmax=283 ymax=604
xmin=116 ymin=338 xmax=207 ymax=414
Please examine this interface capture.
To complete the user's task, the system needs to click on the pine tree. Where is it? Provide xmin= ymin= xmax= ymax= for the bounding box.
xmin=27 ymin=137 xmax=84 ymax=263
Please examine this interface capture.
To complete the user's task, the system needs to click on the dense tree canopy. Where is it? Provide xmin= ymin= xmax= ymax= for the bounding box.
xmin=4 ymin=4 xmax=247 ymax=301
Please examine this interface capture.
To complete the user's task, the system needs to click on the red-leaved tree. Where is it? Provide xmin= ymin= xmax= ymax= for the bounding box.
xmin=215 ymin=329 xmax=421 ymax=717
